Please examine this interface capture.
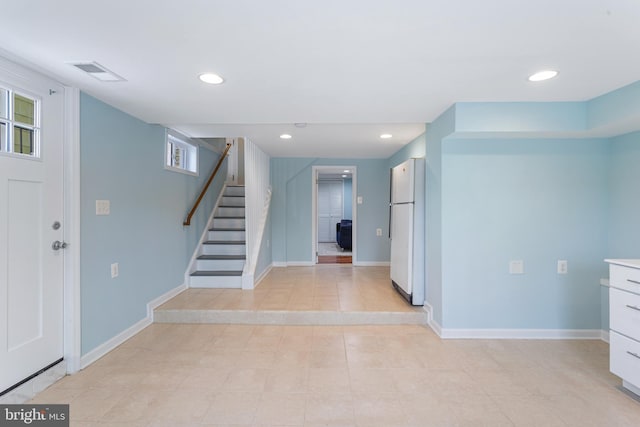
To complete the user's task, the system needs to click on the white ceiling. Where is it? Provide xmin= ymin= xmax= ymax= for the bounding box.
xmin=2 ymin=0 xmax=640 ymax=158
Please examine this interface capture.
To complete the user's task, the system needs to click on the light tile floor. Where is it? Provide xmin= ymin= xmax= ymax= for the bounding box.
xmin=28 ymin=266 xmax=640 ymax=426
xmin=158 ymin=266 xmax=417 ymax=312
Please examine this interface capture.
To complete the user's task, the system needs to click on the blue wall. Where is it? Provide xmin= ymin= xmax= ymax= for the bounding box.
xmin=441 ymin=138 xmax=608 ymax=329
xmin=608 ymin=131 xmax=640 ymax=258
xmin=80 ymin=93 xmax=225 ymax=355
xmin=270 ymin=157 xmax=390 ymax=264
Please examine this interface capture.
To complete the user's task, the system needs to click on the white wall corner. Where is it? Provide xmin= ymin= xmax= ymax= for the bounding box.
xmin=601 ymin=330 xmax=610 ymax=343
xmin=424 ymin=303 xmax=443 ymax=337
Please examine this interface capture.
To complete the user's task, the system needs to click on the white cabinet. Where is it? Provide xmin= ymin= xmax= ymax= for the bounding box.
xmin=606 ymin=259 xmax=640 ymax=397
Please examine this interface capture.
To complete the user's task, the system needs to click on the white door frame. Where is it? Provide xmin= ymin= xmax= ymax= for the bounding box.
xmin=0 ymin=56 xmax=81 ymax=380
xmin=63 ymin=87 xmax=81 ymax=374
xmin=311 ymin=166 xmax=357 ymax=264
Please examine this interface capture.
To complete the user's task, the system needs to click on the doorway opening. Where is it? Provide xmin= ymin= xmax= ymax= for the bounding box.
xmin=312 ymin=166 xmax=357 ymax=264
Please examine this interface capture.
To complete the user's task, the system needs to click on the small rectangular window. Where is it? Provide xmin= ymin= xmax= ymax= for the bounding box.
xmin=0 ymin=87 xmax=40 ymax=158
xmin=0 ymin=88 xmax=8 ymax=119
xmin=0 ymin=122 xmax=6 ymax=152
xmin=165 ymin=133 xmax=198 ymax=175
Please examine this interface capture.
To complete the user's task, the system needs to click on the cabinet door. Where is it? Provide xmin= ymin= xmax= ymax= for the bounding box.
xmin=610 ymin=288 xmax=640 ymax=341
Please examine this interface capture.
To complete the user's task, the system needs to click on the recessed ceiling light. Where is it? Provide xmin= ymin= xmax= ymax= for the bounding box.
xmin=199 ymin=73 xmax=224 ymax=84
xmin=380 ymin=134 xmax=393 ymax=139
xmin=528 ymin=70 xmax=558 ymax=82
xmin=280 ymin=134 xmax=292 ymax=140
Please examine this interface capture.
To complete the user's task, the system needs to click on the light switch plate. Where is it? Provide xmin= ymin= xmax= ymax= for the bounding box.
xmin=509 ymin=260 xmax=524 ymax=274
xmin=111 ymin=262 xmax=119 ymax=278
xmin=96 ymin=200 xmax=110 ymax=215
xmin=357 ymin=196 xmax=363 ymax=204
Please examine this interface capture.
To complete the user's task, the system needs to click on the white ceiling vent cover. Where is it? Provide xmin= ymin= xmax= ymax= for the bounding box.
xmin=69 ymin=61 xmax=126 ymax=82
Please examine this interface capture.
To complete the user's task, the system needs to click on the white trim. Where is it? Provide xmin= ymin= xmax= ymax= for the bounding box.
xmin=80 ymin=317 xmax=151 ymax=369
xmin=424 ymin=303 xmax=443 ymax=337
xmin=63 ymin=86 xmax=81 ymax=374
xmin=148 ymin=283 xmax=187 ymax=321
xmin=601 ymin=330 xmax=610 ymax=343
xmin=80 ymin=283 xmax=186 ymax=369
xmin=352 ymin=261 xmax=390 ymax=267
xmin=272 ymin=262 xmax=287 ymax=268
xmin=311 ymin=166 xmax=358 ymax=265
xmin=254 ymin=263 xmax=273 ymax=287
xmin=437 ymin=328 xmax=604 ymax=340
xmin=285 ymin=261 xmax=315 ymax=267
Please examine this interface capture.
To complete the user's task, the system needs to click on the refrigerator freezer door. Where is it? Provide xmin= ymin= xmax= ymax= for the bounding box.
xmin=390 ymin=203 xmax=414 ymax=296
xmin=391 ymin=159 xmax=415 ymax=204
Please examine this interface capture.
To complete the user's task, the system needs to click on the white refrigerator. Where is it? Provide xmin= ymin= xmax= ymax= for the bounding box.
xmin=390 ymin=158 xmax=425 ymax=306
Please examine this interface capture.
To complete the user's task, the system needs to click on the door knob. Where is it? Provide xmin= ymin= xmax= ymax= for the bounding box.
xmin=52 ymin=240 xmax=68 ymax=250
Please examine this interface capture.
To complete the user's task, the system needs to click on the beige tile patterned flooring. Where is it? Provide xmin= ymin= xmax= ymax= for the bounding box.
xmin=158 ymin=266 xmax=417 ymax=313
xmin=27 ymin=266 xmax=640 ymax=426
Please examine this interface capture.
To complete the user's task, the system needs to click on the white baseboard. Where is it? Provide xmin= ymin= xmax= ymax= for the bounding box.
xmin=272 ymin=262 xmax=287 ymax=267
xmin=284 ymin=261 xmax=315 ymax=267
xmin=80 ymin=283 xmax=186 ymax=369
xmin=352 ymin=261 xmax=390 ymax=267
xmin=437 ymin=328 xmax=604 ymax=340
xmin=80 ymin=316 xmax=151 ymax=369
xmin=254 ymin=264 xmax=273 ymax=287
xmin=601 ymin=330 xmax=610 ymax=343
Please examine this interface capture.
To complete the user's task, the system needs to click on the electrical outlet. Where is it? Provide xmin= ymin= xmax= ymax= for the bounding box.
xmin=509 ymin=260 xmax=524 ymax=275
xmin=557 ymin=260 xmax=568 ymax=274
xmin=96 ymin=200 xmax=110 ymax=215
xmin=357 ymin=196 xmax=363 ymax=204
xmin=111 ymin=263 xmax=119 ymax=278
xmin=376 ymin=228 xmax=382 ymax=236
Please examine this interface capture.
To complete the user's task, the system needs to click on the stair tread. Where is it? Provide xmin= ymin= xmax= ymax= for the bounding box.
xmin=214 ymin=216 xmax=245 ymax=219
xmin=203 ymin=240 xmax=246 ymax=245
xmin=191 ymin=270 xmax=243 ymax=276
xmin=197 ymin=254 xmax=246 ymax=260
xmin=209 ymin=228 xmax=246 ymax=232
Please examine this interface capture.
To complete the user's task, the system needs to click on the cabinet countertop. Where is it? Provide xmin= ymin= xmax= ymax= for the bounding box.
xmin=605 ymin=259 xmax=640 ymax=269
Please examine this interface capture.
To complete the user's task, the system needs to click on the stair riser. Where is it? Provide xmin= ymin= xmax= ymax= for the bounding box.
xmin=221 ymin=196 xmax=245 ymax=206
xmin=212 ymin=218 xmax=245 ymax=229
xmin=208 ymin=230 xmax=246 ymax=241
xmin=225 ymin=186 xmax=245 ymax=197
xmin=201 ymin=244 xmax=246 ymax=256
xmin=196 ymin=259 xmax=245 ymax=270
xmin=189 ymin=275 xmax=242 ymax=288
xmin=216 ymin=207 xmax=245 ymax=217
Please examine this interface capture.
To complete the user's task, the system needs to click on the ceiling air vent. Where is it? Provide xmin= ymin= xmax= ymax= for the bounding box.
xmin=69 ymin=61 xmax=126 ymax=82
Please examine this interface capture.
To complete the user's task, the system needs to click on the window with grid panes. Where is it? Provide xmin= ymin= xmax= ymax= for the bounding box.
xmin=0 ymin=87 xmax=40 ymax=157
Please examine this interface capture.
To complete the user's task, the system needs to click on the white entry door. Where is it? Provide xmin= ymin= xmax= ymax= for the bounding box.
xmin=0 ymin=59 xmax=65 ymax=394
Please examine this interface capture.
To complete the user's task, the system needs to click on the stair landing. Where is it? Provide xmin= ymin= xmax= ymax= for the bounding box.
xmin=156 ymin=265 xmax=426 ymax=326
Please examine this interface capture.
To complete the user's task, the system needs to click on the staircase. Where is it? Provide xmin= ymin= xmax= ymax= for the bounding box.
xmin=190 ymin=185 xmax=246 ymax=288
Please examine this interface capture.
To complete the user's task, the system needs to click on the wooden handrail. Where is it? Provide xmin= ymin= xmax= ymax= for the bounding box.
xmin=183 ymin=143 xmax=231 ymax=226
